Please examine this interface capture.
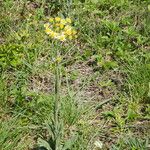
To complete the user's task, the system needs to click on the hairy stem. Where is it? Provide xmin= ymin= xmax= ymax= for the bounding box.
xmin=54 ymin=49 xmax=60 ymax=150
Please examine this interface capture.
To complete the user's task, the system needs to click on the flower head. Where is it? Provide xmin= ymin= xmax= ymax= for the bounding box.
xmin=59 ymin=24 xmax=64 ymax=29
xmin=57 ymin=34 xmax=66 ymax=42
xmin=60 ymin=19 xmax=67 ymax=25
xmin=49 ymin=18 xmax=54 ymax=22
xmin=56 ymin=56 xmax=62 ymax=63
xmin=44 ymin=23 xmax=50 ymax=28
xmin=66 ymin=18 xmax=72 ymax=23
xmin=45 ymin=28 xmax=52 ymax=34
xmin=49 ymin=31 xmax=57 ymax=38
xmin=44 ymin=17 xmax=77 ymax=42
xmin=65 ymin=28 xmax=72 ymax=36
xmin=55 ymin=17 xmax=61 ymax=22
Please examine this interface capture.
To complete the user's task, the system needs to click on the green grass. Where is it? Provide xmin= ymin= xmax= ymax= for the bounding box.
xmin=0 ymin=0 xmax=150 ymax=150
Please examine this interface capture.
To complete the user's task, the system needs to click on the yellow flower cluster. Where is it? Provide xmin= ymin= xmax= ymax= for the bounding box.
xmin=44 ymin=17 xmax=77 ymax=42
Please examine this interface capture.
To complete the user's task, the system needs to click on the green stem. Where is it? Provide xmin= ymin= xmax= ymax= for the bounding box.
xmin=54 ymin=49 xmax=59 ymax=150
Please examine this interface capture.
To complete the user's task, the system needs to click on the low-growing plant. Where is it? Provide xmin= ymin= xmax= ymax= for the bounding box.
xmin=111 ymin=136 xmax=149 ymax=150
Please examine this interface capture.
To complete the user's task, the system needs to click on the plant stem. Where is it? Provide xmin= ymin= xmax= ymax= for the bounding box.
xmin=54 ymin=49 xmax=60 ymax=150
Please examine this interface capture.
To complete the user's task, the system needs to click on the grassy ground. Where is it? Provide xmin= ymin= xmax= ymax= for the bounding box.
xmin=0 ymin=0 xmax=150 ymax=150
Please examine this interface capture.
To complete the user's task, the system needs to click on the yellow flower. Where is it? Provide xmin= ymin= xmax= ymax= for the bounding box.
xmin=64 ymin=25 xmax=71 ymax=31
xmin=60 ymin=19 xmax=67 ymax=25
xmin=59 ymin=24 xmax=64 ymax=29
xmin=66 ymin=18 xmax=72 ymax=23
xmin=45 ymin=28 xmax=52 ymax=34
xmin=55 ymin=23 xmax=60 ymax=27
xmin=56 ymin=56 xmax=62 ymax=63
xmin=49 ymin=31 xmax=57 ymax=38
xmin=45 ymin=16 xmax=77 ymax=41
xmin=49 ymin=17 xmax=54 ymax=22
xmin=57 ymin=34 xmax=66 ymax=41
xmin=72 ymin=30 xmax=77 ymax=35
xmin=55 ymin=17 xmax=61 ymax=22
xmin=44 ymin=23 xmax=50 ymax=28
xmin=65 ymin=28 xmax=72 ymax=35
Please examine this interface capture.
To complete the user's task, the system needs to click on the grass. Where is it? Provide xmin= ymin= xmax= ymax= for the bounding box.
xmin=0 ymin=0 xmax=150 ymax=149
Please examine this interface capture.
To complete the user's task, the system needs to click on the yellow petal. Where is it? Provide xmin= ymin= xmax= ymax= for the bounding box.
xmin=49 ymin=17 xmax=54 ymax=22
xmin=56 ymin=57 xmax=62 ymax=63
xmin=45 ymin=28 xmax=52 ymax=34
xmin=44 ymin=23 xmax=50 ymax=28
xmin=55 ymin=17 xmax=61 ymax=22
xmin=65 ymin=29 xmax=72 ymax=35
xmin=64 ymin=25 xmax=71 ymax=31
xmin=55 ymin=23 xmax=60 ymax=26
xmin=60 ymin=19 xmax=67 ymax=25
xmin=57 ymin=34 xmax=66 ymax=41
xmin=66 ymin=18 xmax=72 ymax=23
xmin=49 ymin=31 xmax=57 ymax=38
xmin=59 ymin=24 xmax=64 ymax=29
xmin=72 ymin=30 xmax=77 ymax=35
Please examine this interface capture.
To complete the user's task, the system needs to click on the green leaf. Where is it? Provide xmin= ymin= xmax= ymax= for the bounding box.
xmin=91 ymin=0 xmax=99 ymax=4
xmin=147 ymin=82 xmax=150 ymax=98
xmin=62 ymin=135 xmax=77 ymax=150
xmin=103 ymin=61 xmax=118 ymax=69
xmin=148 ymin=5 xmax=150 ymax=11
xmin=102 ymin=111 xmax=114 ymax=118
xmin=127 ymin=109 xmax=138 ymax=120
xmin=37 ymin=138 xmax=52 ymax=150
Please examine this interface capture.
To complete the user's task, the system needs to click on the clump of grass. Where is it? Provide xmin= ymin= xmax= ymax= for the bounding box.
xmin=112 ymin=136 xmax=149 ymax=150
xmin=125 ymin=62 xmax=150 ymax=103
